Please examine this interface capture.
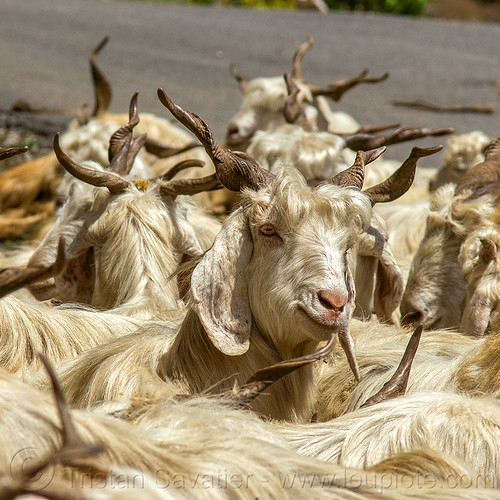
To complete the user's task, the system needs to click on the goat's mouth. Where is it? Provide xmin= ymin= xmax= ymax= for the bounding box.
xmin=297 ymin=306 xmax=342 ymax=332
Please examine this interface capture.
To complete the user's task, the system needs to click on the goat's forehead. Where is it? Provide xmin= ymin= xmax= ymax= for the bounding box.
xmin=244 ymin=172 xmax=371 ymax=231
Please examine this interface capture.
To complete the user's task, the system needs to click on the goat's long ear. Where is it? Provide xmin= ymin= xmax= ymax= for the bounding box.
xmin=461 ymin=293 xmax=493 ymax=337
xmin=191 ymin=209 xmax=253 ymax=355
xmin=356 ymin=223 xmax=403 ymax=323
xmin=52 ymin=231 xmax=95 ymax=304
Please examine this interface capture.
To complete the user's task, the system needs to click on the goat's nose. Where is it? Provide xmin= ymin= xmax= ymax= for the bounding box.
xmin=400 ymin=302 xmax=425 ymax=327
xmin=317 ymin=289 xmax=347 ymax=314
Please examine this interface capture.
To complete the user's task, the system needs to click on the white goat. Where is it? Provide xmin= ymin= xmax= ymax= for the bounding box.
xmin=0 ymin=138 xmax=221 ymax=379
xmin=225 ymin=36 xmax=388 ymax=151
xmin=28 ymin=137 xmax=221 ymax=319
xmin=34 ymin=90 xmax=436 ymax=421
xmin=400 ymin=139 xmax=500 ymax=331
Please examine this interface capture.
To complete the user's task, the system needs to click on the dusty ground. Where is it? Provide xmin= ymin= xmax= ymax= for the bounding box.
xmin=1 ymin=0 xmax=498 ymax=171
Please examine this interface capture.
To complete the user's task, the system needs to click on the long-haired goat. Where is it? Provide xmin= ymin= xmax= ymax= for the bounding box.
xmin=225 ymin=35 xmax=388 ymax=151
xmin=400 ymin=138 xmax=500 ymax=332
xmin=26 ymin=132 xmax=221 ymax=319
xmin=37 ymin=90 xmax=439 ymax=422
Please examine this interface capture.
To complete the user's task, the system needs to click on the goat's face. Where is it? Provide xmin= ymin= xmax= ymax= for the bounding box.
xmin=191 ymin=167 xmax=371 ymax=355
xmin=400 ymin=210 xmax=466 ymax=330
xmin=225 ymin=77 xmax=317 ymax=151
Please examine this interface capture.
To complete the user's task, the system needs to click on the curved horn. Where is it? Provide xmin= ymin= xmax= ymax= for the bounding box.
xmin=283 ymin=72 xmax=309 ymax=129
xmin=229 ymin=63 xmax=248 ymax=93
xmin=319 ymin=146 xmax=386 ymax=190
xmin=159 ymin=159 xmax=206 ymax=182
xmin=0 ymin=145 xmax=28 ymax=162
xmin=157 ymin=88 xmax=273 ymax=192
xmin=338 ymin=324 xmax=359 ymax=381
xmin=159 ymin=173 xmax=222 ymax=197
xmin=108 ymin=92 xmax=144 ymax=176
xmin=144 ymin=138 xmax=201 ymax=159
xmin=308 ymin=69 xmax=389 ymax=102
xmin=455 ymin=137 xmax=500 ymax=196
xmin=361 ymin=326 xmax=422 ymax=408
xmin=89 ymin=36 xmax=112 ymax=118
xmin=53 ymin=133 xmax=130 ymax=194
xmin=363 ymin=145 xmax=442 ymax=205
xmin=344 ymin=126 xmax=453 ymax=151
xmin=291 ymin=35 xmax=314 ymax=81
xmin=38 ymin=353 xmax=106 ymax=468
xmin=231 ymin=333 xmax=336 ymax=408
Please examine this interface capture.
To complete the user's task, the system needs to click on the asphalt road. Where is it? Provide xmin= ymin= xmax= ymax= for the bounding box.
xmin=1 ymin=0 xmax=499 ymax=165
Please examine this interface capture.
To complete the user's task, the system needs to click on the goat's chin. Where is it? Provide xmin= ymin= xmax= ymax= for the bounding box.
xmin=296 ymin=307 xmax=342 ymax=342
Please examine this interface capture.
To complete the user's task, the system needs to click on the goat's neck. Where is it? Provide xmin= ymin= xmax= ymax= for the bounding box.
xmin=160 ymin=308 xmax=319 ymax=422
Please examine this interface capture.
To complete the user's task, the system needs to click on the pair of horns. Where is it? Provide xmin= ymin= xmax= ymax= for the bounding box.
xmin=157 ymin=88 xmax=442 ymax=202
xmin=291 ymin=35 xmax=389 ymax=101
xmin=55 ymin=91 xmax=221 ymax=197
xmin=53 ymin=133 xmax=220 ymax=198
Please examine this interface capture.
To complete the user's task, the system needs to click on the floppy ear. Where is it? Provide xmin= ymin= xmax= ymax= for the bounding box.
xmin=356 ymin=223 xmax=403 ymax=323
xmin=461 ymin=292 xmax=493 ymax=337
xmin=191 ymin=209 xmax=253 ymax=356
xmin=53 ymin=230 xmax=95 ymax=303
xmin=54 ymin=248 xmax=95 ymax=304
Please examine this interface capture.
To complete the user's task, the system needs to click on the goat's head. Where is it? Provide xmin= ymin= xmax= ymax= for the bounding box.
xmin=225 ymin=36 xmax=320 ymax=150
xmin=158 ymin=88 xmax=436 ymax=360
xmin=28 ymin=129 xmax=219 ymax=314
xmin=401 ymin=186 xmax=500 ymax=330
xmin=402 ymin=138 xmax=500 ymax=331
xmin=226 ymin=74 xmax=317 ymax=151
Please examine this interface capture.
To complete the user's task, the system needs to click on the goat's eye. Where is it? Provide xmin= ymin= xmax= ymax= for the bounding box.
xmin=260 ymin=224 xmax=277 ymax=236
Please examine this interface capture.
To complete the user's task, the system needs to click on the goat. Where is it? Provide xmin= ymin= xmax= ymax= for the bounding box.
xmin=400 ymin=138 xmax=500 ymax=332
xmin=368 ymin=131 xmax=491 ymax=276
xmin=23 ymin=93 xmax=221 ymax=315
xmin=0 ymin=137 xmax=222 ymax=380
xmin=26 ymin=132 xmax=221 ymax=319
xmin=36 ymin=90 xmax=438 ymax=422
xmin=225 ymin=35 xmax=388 ymax=151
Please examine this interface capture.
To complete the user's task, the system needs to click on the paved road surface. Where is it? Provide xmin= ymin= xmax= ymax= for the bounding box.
xmin=1 ymin=0 xmax=499 ymax=165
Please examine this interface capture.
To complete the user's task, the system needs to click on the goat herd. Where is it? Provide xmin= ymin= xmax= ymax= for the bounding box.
xmin=0 ymin=35 xmax=499 ymax=499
